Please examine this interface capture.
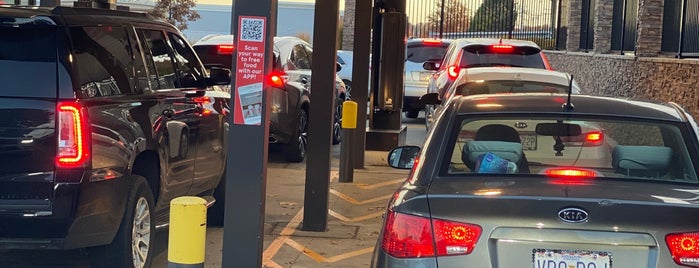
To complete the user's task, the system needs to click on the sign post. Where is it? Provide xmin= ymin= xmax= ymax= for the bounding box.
xmin=223 ymin=0 xmax=277 ymax=267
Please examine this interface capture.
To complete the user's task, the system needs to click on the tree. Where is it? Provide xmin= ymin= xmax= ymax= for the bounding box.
xmin=469 ymin=0 xmax=517 ymax=32
xmin=148 ymin=0 xmax=201 ymax=31
xmin=427 ymin=0 xmax=470 ymax=35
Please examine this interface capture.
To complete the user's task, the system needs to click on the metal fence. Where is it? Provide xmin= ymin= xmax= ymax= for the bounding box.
xmin=610 ymin=0 xmax=638 ymax=52
xmin=662 ymin=0 xmax=699 ymax=57
xmin=406 ymin=0 xmax=562 ymax=50
xmin=579 ymin=0 xmax=595 ymax=51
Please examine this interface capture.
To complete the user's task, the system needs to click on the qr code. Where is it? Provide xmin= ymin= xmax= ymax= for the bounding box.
xmin=240 ymin=18 xmax=264 ymax=42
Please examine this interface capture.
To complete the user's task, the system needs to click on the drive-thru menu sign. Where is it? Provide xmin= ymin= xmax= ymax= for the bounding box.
xmin=233 ymin=16 xmax=267 ymax=125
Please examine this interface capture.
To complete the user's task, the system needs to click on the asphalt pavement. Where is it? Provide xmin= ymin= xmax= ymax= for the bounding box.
xmin=0 ymin=114 xmax=427 ymax=268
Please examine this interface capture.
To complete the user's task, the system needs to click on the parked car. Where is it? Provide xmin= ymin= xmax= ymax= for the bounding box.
xmin=194 ymin=35 xmax=348 ymax=163
xmin=422 ymin=67 xmax=580 ymax=130
xmin=403 ymin=38 xmax=451 ymax=118
xmin=337 ymin=50 xmax=354 ymax=91
xmin=0 ymin=5 xmax=231 ymax=268
xmin=373 ymin=93 xmax=699 ymax=268
xmin=423 ymin=38 xmax=552 ymax=123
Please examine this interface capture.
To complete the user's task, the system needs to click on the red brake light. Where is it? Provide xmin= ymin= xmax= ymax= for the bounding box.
xmin=267 ymin=71 xmax=287 ymax=89
xmin=422 ymin=39 xmax=442 ymax=46
xmin=447 ymin=66 xmax=460 ymax=79
xmin=433 ymin=219 xmax=481 ymax=256
xmin=193 ymin=96 xmax=212 ymax=104
xmin=491 ymin=44 xmax=514 ymax=52
xmin=585 ymin=131 xmax=603 ymax=142
xmin=666 ymin=232 xmax=699 ymax=267
xmin=382 ymin=212 xmax=435 ymax=258
xmin=217 ymin=45 xmax=234 ymax=55
xmin=381 ymin=211 xmax=481 ymax=258
xmin=545 ymin=168 xmax=597 ymax=179
xmin=57 ymin=102 xmax=90 ymax=168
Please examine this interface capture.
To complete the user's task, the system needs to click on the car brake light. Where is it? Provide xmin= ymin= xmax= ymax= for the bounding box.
xmin=422 ymin=39 xmax=442 ymax=46
xmin=193 ymin=96 xmax=213 ymax=116
xmin=447 ymin=66 xmax=460 ymax=79
xmin=267 ymin=71 xmax=287 ymax=89
xmin=217 ymin=45 xmax=234 ymax=55
xmin=491 ymin=44 xmax=514 ymax=52
xmin=666 ymin=232 xmax=699 ymax=267
xmin=381 ymin=211 xmax=481 ymax=258
xmin=545 ymin=168 xmax=597 ymax=178
xmin=560 ymin=131 xmax=604 ymax=147
xmin=57 ymin=102 xmax=90 ymax=168
xmin=585 ymin=131 xmax=603 ymax=143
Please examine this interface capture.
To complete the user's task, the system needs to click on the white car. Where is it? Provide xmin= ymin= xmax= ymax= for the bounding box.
xmin=424 ymin=67 xmax=582 ymax=130
xmin=403 ymin=38 xmax=451 ymax=118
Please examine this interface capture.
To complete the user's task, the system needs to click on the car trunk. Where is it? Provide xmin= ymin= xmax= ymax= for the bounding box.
xmin=0 ymin=27 xmax=60 ymax=216
xmin=427 ymin=177 xmax=699 ymax=268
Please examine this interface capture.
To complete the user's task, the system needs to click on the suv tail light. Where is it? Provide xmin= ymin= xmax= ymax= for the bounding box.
xmin=422 ymin=39 xmax=442 ymax=46
xmin=217 ymin=45 xmax=234 ymax=55
xmin=381 ymin=211 xmax=481 ymax=258
xmin=560 ymin=131 xmax=604 ymax=147
xmin=666 ymin=232 xmax=699 ymax=267
xmin=267 ymin=71 xmax=288 ymax=89
xmin=56 ymin=102 xmax=90 ymax=168
xmin=447 ymin=66 xmax=460 ymax=79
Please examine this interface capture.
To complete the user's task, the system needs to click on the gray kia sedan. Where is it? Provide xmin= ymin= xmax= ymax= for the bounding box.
xmin=372 ymin=93 xmax=699 ymax=268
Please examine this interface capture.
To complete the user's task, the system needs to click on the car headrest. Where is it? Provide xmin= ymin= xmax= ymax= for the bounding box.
xmin=612 ymin=145 xmax=672 ymax=176
xmin=462 ymin=141 xmax=523 ymax=170
xmin=475 ymin=124 xmax=522 ymax=143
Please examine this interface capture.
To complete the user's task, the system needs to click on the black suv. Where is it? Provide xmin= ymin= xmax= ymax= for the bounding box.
xmin=193 ymin=35 xmax=348 ymax=162
xmin=0 ymin=6 xmax=231 ymax=268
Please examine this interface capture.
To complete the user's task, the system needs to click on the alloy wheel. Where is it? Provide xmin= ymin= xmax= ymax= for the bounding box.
xmin=131 ymin=197 xmax=151 ymax=268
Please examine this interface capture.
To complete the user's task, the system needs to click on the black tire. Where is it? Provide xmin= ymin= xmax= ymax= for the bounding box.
xmin=283 ymin=109 xmax=308 ymax=162
xmin=405 ymin=109 xmax=419 ymax=119
xmin=332 ymin=100 xmax=343 ymax=145
xmin=89 ymin=176 xmax=155 ymax=268
xmin=207 ymin=171 xmax=226 ymax=227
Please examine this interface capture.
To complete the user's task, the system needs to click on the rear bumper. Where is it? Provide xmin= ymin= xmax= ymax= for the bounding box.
xmin=0 ymin=176 xmax=131 ymax=250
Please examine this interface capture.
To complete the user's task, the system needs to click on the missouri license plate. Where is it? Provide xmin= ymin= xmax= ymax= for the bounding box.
xmin=533 ymin=249 xmax=612 ymax=268
xmin=521 ymin=134 xmax=537 ymax=150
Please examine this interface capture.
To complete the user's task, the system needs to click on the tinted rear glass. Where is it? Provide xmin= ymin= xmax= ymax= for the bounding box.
xmin=0 ymin=28 xmax=57 ymax=98
xmin=442 ymin=115 xmax=698 ymax=183
xmin=455 ymin=81 xmax=569 ymax=96
xmin=459 ymin=45 xmax=545 ymax=69
xmin=406 ymin=43 xmax=448 ymax=63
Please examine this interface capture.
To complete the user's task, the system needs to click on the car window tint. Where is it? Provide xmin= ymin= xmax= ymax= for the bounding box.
xmin=406 ymin=44 xmax=448 ymax=63
xmin=139 ymin=29 xmax=176 ymax=89
xmin=168 ymin=33 xmax=205 ymax=88
xmin=455 ymin=81 xmax=569 ymax=96
xmin=291 ymin=44 xmax=311 ymax=69
xmin=443 ymin=116 xmax=698 ymax=183
xmin=70 ymin=26 xmax=137 ymax=97
xmin=0 ymin=28 xmax=57 ymax=98
xmin=459 ymin=46 xmax=545 ymax=69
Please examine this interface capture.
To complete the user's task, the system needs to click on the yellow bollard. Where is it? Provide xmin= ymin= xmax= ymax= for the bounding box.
xmin=168 ymin=196 xmax=207 ymax=268
xmin=340 ymin=100 xmax=358 ymax=183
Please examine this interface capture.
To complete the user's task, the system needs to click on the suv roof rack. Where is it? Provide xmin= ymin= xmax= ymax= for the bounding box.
xmin=50 ymin=5 xmax=149 ymax=19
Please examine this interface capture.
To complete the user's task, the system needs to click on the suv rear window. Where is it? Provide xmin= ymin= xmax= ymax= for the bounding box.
xmin=0 ymin=28 xmax=58 ymax=98
xmin=406 ymin=43 xmax=449 ymax=63
xmin=459 ymin=45 xmax=545 ymax=69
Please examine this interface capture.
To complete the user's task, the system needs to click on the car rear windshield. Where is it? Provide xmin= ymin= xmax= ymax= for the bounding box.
xmin=406 ymin=43 xmax=449 ymax=63
xmin=459 ymin=45 xmax=545 ymax=69
xmin=0 ymin=28 xmax=58 ymax=98
xmin=441 ymin=115 xmax=698 ymax=183
xmin=455 ymin=81 xmax=569 ymax=96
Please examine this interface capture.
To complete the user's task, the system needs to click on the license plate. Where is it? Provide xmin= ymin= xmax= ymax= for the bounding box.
xmin=521 ymin=134 xmax=537 ymax=150
xmin=533 ymin=249 xmax=612 ymax=268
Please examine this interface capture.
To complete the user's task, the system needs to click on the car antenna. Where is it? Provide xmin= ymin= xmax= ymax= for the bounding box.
xmin=563 ymin=74 xmax=574 ymax=111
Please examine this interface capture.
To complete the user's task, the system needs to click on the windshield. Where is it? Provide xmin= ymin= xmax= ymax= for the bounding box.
xmin=455 ymin=81 xmax=570 ymax=96
xmin=0 ymin=28 xmax=58 ymax=98
xmin=459 ymin=45 xmax=545 ymax=69
xmin=443 ymin=115 xmax=698 ymax=183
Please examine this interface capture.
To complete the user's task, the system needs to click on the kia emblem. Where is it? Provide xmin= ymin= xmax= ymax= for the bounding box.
xmin=558 ymin=207 xmax=589 ymax=223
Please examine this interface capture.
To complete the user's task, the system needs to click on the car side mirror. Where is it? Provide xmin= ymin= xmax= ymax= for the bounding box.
xmin=423 ymin=61 xmax=439 ymax=71
xmin=336 ymin=62 xmax=342 ymax=72
xmin=420 ymin=93 xmax=441 ymax=105
xmin=388 ymin=146 xmax=421 ymax=169
xmin=208 ymin=67 xmax=232 ymax=86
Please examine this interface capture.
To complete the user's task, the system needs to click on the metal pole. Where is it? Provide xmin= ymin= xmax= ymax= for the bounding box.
xmin=351 ymin=0 xmax=371 ymax=169
xmin=224 ymin=0 xmax=276 ymax=266
xmin=302 ymin=0 xmax=340 ymax=232
xmin=620 ymin=0 xmax=627 ymax=54
xmin=340 ymin=101 xmax=358 ymax=183
xmin=555 ymin=0 xmax=563 ymax=50
xmin=439 ymin=0 xmax=445 ymax=39
xmin=509 ymin=0 xmax=515 ymax=39
xmin=678 ymin=0 xmax=687 ymax=58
